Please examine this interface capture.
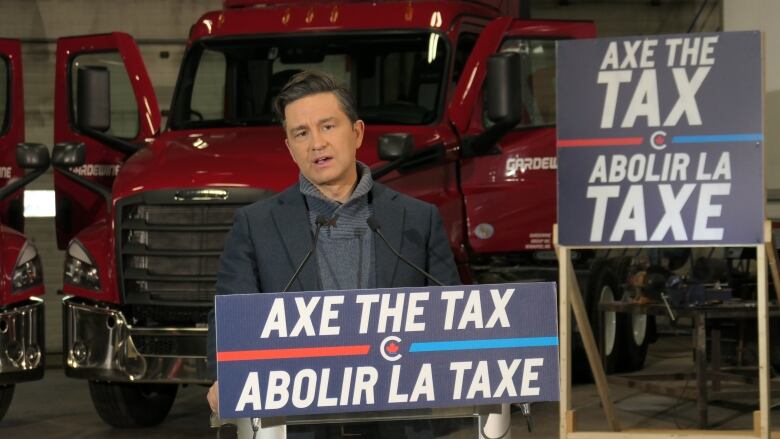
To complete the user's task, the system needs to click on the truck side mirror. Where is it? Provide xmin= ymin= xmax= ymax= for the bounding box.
xmin=486 ymin=52 xmax=522 ymax=125
xmin=77 ymin=67 xmax=111 ymax=133
xmin=52 ymin=142 xmax=86 ymax=168
xmin=0 ymin=143 xmax=51 ymax=202
xmin=73 ymin=66 xmax=140 ymax=156
xmin=16 ymin=143 xmax=50 ymax=170
xmin=372 ymin=133 xmax=415 ymax=180
xmin=462 ymin=52 xmax=523 ymax=158
xmin=51 ymin=142 xmax=112 ymax=211
xmin=378 ymin=133 xmax=413 ymax=161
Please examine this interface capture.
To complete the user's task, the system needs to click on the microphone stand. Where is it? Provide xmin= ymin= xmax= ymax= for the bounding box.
xmin=248 ymin=216 xmax=330 ymax=437
xmin=282 ymin=216 xmax=329 ymax=292
xmin=366 ymin=216 xmax=443 ymax=286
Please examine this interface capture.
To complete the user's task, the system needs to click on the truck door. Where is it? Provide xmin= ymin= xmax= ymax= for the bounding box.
xmin=449 ymin=18 xmax=595 ymax=257
xmin=373 ymin=17 xmax=489 ymax=265
xmin=0 ymin=39 xmax=25 ymax=232
xmin=53 ymin=33 xmax=159 ymax=248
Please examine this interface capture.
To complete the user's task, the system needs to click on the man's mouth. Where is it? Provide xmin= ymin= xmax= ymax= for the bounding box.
xmin=313 ymin=156 xmax=333 ymax=166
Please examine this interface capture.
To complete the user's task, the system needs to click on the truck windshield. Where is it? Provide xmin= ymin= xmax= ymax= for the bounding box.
xmin=170 ymin=32 xmax=448 ymax=129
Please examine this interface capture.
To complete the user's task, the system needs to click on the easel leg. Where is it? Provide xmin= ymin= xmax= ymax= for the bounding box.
xmin=561 ymin=249 xmax=621 ymax=432
xmin=694 ymin=313 xmax=708 ymax=429
xmin=763 ymin=220 xmax=780 ymax=305
xmin=558 ymin=244 xmax=572 ymax=438
xmin=757 ymin=235 xmax=770 ymax=439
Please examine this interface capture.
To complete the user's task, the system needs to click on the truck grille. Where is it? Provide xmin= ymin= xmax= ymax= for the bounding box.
xmin=116 ymin=188 xmax=274 ymax=308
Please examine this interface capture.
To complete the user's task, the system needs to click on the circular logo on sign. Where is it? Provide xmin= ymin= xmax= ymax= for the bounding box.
xmin=379 ymin=336 xmax=403 ymax=362
xmin=650 ymin=130 xmax=668 ymax=150
xmin=475 ymin=223 xmax=495 ymax=240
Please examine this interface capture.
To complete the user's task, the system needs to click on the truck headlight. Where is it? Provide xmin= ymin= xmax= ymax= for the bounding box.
xmin=12 ymin=241 xmax=43 ymax=292
xmin=64 ymin=240 xmax=101 ymax=291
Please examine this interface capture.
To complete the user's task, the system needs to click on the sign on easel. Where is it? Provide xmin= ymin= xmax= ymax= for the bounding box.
xmin=216 ymin=283 xmax=560 ymax=419
xmin=558 ymin=31 xmax=763 ymax=247
xmin=556 ymin=30 xmax=769 ymax=438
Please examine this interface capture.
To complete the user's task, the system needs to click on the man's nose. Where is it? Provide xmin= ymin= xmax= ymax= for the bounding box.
xmin=310 ymin=129 xmax=327 ymax=150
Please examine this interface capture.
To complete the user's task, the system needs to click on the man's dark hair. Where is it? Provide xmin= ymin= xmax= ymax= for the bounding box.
xmin=272 ymin=70 xmax=359 ymax=126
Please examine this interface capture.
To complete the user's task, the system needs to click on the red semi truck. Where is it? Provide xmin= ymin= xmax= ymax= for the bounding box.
xmin=52 ymin=0 xmax=651 ymax=427
xmin=0 ymin=39 xmax=49 ymax=422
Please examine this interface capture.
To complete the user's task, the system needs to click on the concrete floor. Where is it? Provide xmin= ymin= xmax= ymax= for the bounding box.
xmin=0 ymin=336 xmax=777 ymax=438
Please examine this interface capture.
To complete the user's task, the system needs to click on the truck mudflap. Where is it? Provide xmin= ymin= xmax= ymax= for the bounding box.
xmin=63 ymin=297 xmax=211 ymax=384
xmin=0 ymin=297 xmax=44 ymax=384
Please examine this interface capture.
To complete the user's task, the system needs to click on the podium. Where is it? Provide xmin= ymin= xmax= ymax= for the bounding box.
xmin=215 ymin=405 xmax=508 ymax=439
xmin=213 ymin=283 xmax=559 ymax=438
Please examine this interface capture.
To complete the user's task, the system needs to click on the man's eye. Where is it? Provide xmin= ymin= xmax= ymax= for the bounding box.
xmin=294 ymin=131 xmax=307 ymax=138
xmin=323 ymin=124 xmax=334 ymax=131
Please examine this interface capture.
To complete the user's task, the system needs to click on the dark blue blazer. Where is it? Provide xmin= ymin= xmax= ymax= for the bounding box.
xmin=207 ymin=182 xmax=460 ymax=378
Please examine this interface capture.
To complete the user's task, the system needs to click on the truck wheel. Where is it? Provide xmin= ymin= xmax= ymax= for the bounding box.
xmin=618 ymin=309 xmax=652 ymax=372
xmin=586 ymin=263 xmax=624 ymax=375
xmin=88 ymin=381 xmax=177 ymax=428
xmin=571 ymin=259 xmax=625 ymax=383
xmin=0 ymin=385 xmax=14 ymax=421
xmin=614 ymin=257 xmax=651 ymax=372
xmin=572 ymin=260 xmax=620 ymax=382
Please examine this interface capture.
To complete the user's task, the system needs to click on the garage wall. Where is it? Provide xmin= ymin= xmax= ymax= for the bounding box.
xmin=0 ymin=0 xmax=220 ymax=353
xmin=722 ymin=0 xmax=780 ymax=217
xmin=533 ymin=0 xmax=721 ymax=36
xmin=1 ymin=0 xmax=221 ymax=146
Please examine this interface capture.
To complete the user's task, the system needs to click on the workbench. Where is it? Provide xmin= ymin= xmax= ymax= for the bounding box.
xmin=599 ymin=300 xmax=780 ymax=428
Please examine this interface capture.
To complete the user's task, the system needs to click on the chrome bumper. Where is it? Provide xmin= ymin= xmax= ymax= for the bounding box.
xmin=63 ymin=297 xmax=211 ymax=384
xmin=0 ymin=297 xmax=45 ymax=384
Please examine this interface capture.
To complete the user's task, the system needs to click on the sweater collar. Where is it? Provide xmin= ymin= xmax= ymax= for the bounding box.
xmin=298 ymin=161 xmax=373 ymax=206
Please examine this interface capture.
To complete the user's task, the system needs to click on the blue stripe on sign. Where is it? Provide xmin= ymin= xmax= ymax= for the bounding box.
xmin=409 ymin=337 xmax=559 ymax=352
xmin=672 ymin=133 xmax=763 ymax=143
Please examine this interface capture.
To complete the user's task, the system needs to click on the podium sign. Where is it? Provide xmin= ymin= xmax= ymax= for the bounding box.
xmin=216 ymin=283 xmax=559 ymax=419
xmin=557 ymin=31 xmax=763 ymax=246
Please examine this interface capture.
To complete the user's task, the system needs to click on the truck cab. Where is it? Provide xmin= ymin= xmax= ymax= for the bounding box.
xmin=0 ymin=38 xmax=49 ymax=422
xmin=52 ymin=0 xmax=597 ymax=427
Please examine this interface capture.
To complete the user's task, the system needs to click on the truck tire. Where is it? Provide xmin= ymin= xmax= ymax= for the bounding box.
xmin=0 ymin=385 xmax=14 ymax=421
xmin=618 ymin=309 xmax=652 ymax=372
xmin=88 ymin=381 xmax=177 ymax=428
xmin=614 ymin=257 xmax=651 ymax=372
xmin=586 ymin=263 xmax=624 ymax=374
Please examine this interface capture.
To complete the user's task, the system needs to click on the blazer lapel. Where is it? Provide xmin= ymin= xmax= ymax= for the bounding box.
xmin=372 ymin=185 xmax=405 ymax=288
xmin=271 ymin=186 xmax=320 ymax=292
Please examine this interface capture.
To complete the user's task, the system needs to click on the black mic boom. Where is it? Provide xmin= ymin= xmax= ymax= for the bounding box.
xmin=366 ymin=216 xmax=443 ymax=286
xmin=282 ymin=215 xmax=329 ymax=292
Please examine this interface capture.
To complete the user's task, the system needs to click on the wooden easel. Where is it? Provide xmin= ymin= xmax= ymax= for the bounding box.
xmin=555 ymin=222 xmax=773 ymax=439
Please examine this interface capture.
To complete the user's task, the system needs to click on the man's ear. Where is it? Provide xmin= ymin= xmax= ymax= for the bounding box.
xmin=353 ymin=120 xmax=365 ymax=150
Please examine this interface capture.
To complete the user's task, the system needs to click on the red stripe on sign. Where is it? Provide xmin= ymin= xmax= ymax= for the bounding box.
xmin=558 ymin=137 xmax=643 ymax=147
xmin=217 ymin=345 xmax=371 ymax=362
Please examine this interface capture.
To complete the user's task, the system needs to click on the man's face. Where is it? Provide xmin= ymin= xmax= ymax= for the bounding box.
xmin=284 ymin=92 xmax=364 ymax=190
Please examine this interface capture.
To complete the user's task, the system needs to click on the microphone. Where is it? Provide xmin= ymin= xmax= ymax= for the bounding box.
xmin=282 ymin=215 xmax=330 ymax=292
xmin=366 ymin=215 xmax=443 ymax=286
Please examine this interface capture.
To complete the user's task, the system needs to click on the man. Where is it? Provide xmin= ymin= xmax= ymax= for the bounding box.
xmin=207 ymin=71 xmax=464 ymax=437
